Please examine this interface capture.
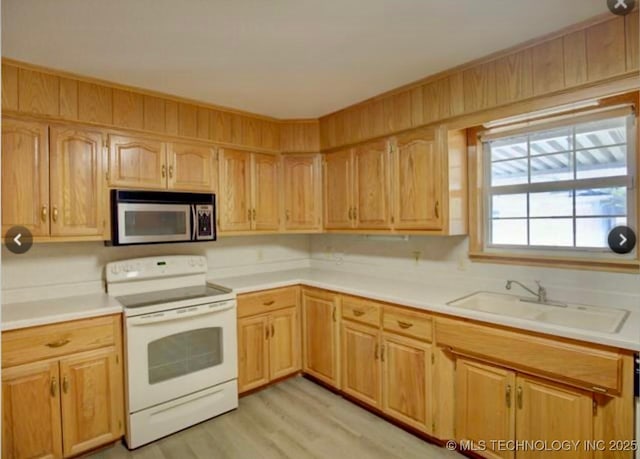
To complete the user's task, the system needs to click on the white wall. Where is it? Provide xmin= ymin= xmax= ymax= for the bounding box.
xmin=1 ymin=235 xmax=310 ymax=302
xmin=309 ymin=234 xmax=640 ymax=310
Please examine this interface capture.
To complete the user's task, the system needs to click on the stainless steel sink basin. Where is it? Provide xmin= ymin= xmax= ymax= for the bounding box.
xmin=447 ymin=291 xmax=629 ymax=333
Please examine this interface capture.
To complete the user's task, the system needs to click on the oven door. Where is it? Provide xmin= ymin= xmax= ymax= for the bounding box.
xmin=125 ymin=300 xmax=237 ymax=413
xmin=116 ymin=203 xmax=192 ymax=244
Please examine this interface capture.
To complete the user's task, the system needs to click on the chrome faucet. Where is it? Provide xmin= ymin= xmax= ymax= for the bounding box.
xmin=505 ymin=280 xmax=547 ymax=303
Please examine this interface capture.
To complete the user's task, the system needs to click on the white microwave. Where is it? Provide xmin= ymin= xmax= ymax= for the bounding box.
xmin=110 ymin=190 xmax=216 ymax=246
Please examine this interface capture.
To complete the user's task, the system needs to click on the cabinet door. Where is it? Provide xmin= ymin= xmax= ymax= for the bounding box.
xmin=108 ymin=134 xmax=166 ymax=189
xmin=353 ymin=139 xmax=391 ymax=229
xmin=49 ymin=127 xmax=106 ymax=237
xmin=269 ymin=307 xmax=300 ymax=380
xmin=393 ymin=128 xmax=442 ymax=230
xmin=282 ymin=154 xmax=322 ymax=230
xmin=59 ymin=347 xmax=123 ymax=457
xmin=456 ymin=358 xmax=515 ymax=459
xmin=323 ymin=149 xmax=354 ymax=229
xmin=238 ymin=314 xmax=270 ymax=393
xmin=382 ymin=334 xmax=431 ymax=432
xmin=218 ymin=149 xmax=252 ymax=232
xmin=516 ymin=375 xmax=593 ymax=459
xmin=167 ymin=142 xmax=217 ymax=192
xmin=252 ymin=153 xmax=280 ymax=231
xmin=341 ymin=321 xmax=381 ymax=408
xmin=1 ymin=119 xmax=49 ymax=236
xmin=2 ymin=360 xmax=62 ymax=459
xmin=302 ymin=290 xmax=340 ymax=387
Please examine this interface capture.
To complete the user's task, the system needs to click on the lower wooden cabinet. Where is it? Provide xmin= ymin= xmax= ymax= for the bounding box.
xmin=340 ymin=321 xmax=381 ymax=407
xmin=237 ymin=287 xmax=301 ymax=394
xmin=301 ymin=288 xmax=340 ymax=388
xmin=456 ymin=357 xmax=595 ymax=459
xmin=1 ymin=315 xmax=124 ymax=459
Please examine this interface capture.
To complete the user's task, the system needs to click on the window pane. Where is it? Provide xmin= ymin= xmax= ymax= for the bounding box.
xmin=530 ymin=127 xmax=571 ymax=155
xmin=530 ymin=153 xmax=572 ymax=183
xmin=492 ymin=219 xmax=527 ymax=245
xmin=575 ymin=187 xmax=627 ymax=216
xmin=576 ymin=146 xmax=627 ymax=179
xmin=529 ymin=218 xmax=573 ymax=247
xmin=530 ymin=191 xmax=573 ymax=217
xmin=575 ymin=116 xmax=627 ymax=150
xmin=492 ymin=194 xmax=527 ymax=218
xmin=490 ymin=136 xmax=528 ymax=161
xmin=576 ymin=217 xmax=627 ymax=248
xmin=492 ymin=158 xmax=528 ymax=186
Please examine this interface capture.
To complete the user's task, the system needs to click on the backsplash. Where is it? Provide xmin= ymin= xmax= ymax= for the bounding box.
xmin=1 ymin=235 xmax=311 ymax=302
xmin=309 ymin=234 xmax=640 ymax=310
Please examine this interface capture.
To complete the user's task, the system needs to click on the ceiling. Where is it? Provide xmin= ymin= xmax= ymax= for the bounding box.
xmin=2 ymin=0 xmax=609 ymax=119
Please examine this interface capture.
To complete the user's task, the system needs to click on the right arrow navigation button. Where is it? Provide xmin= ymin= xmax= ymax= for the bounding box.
xmin=608 ymin=226 xmax=636 ymax=254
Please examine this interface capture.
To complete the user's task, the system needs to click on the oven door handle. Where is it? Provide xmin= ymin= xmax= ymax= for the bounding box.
xmin=128 ymin=302 xmax=235 ymax=326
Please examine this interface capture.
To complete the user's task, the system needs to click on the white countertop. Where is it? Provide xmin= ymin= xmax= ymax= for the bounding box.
xmin=215 ymin=268 xmax=640 ymax=352
xmin=2 ymin=293 xmax=123 ymax=331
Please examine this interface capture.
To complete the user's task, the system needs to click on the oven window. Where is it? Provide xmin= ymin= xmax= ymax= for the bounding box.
xmin=147 ymin=327 xmax=223 ymax=384
xmin=125 ymin=211 xmax=187 ymax=236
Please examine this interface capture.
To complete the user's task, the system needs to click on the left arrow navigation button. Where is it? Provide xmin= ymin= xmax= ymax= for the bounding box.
xmin=4 ymin=226 xmax=33 ymax=254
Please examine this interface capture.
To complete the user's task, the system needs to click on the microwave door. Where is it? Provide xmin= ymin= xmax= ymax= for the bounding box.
xmin=117 ymin=203 xmax=192 ymax=244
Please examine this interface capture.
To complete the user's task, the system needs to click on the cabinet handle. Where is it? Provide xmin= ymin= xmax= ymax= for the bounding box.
xmin=50 ymin=377 xmax=57 ymax=397
xmin=516 ymin=386 xmax=523 ymax=409
xmin=348 ymin=207 xmax=353 ymax=220
xmin=41 ymin=205 xmax=48 ymax=222
xmin=505 ymin=384 xmax=512 ymax=408
xmin=45 ymin=339 xmax=70 ymax=348
xmin=434 ymin=201 xmax=439 ymax=219
xmin=52 ymin=207 xmax=59 ymax=223
xmin=169 ymin=165 xmax=174 ymax=178
xmin=263 ymin=300 xmax=275 ymax=306
xmin=332 ymin=306 xmax=336 ymax=322
xmin=162 ymin=164 xmax=167 ymax=178
xmin=252 ymin=209 xmax=256 ymax=220
xmin=353 ymin=207 xmax=357 ymax=220
xmin=353 ymin=309 xmax=365 ymax=317
xmin=397 ymin=320 xmax=413 ymax=329
xmin=285 ymin=210 xmax=290 ymax=221
xmin=271 ymin=324 xmax=275 ymax=337
xmin=380 ymin=344 xmax=385 ymax=362
xmin=248 ymin=209 xmax=252 ymax=221
xmin=62 ymin=376 xmax=69 ymax=394
xmin=374 ymin=343 xmax=379 ymax=360
xmin=265 ymin=327 xmax=269 ymax=340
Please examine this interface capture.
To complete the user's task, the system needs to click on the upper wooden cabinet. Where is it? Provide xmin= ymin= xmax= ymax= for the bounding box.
xmin=109 ymin=135 xmax=217 ymax=193
xmin=218 ymin=149 xmax=280 ymax=233
xmin=2 ymin=119 xmax=109 ymax=240
xmin=50 ymin=126 xmax=106 ymax=237
xmin=301 ymin=288 xmax=340 ymax=388
xmin=167 ymin=142 xmax=217 ymax=192
xmin=322 ymin=126 xmax=467 ymax=234
xmin=282 ymin=154 xmax=322 ymax=231
xmin=1 ymin=119 xmax=50 ymax=237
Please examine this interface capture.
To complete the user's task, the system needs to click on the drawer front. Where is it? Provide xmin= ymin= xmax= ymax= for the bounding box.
xmin=238 ymin=287 xmax=299 ymax=318
xmin=2 ymin=315 xmax=119 ymax=368
xmin=383 ymin=306 xmax=433 ymax=342
xmin=435 ymin=317 xmax=622 ymax=394
xmin=341 ymin=296 xmax=381 ymax=327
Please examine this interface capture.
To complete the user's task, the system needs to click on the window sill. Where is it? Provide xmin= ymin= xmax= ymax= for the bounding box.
xmin=468 ymin=251 xmax=640 ymax=273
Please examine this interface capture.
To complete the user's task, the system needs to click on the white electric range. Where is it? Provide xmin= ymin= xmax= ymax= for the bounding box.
xmin=106 ymin=255 xmax=238 ymax=449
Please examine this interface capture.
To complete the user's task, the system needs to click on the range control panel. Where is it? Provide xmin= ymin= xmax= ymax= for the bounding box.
xmin=106 ymin=256 xmax=207 ymax=282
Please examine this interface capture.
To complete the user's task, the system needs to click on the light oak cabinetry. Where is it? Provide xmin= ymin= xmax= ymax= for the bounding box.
xmin=109 ymin=135 xmax=216 ymax=192
xmin=301 ymin=288 xmax=341 ymax=388
xmin=218 ymin=149 xmax=280 ymax=232
xmin=1 ymin=119 xmax=108 ymax=240
xmin=322 ymin=126 xmax=467 ymax=234
xmin=282 ymin=154 xmax=322 ymax=231
xmin=237 ymin=287 xmax=300 ymax=393
xmin=341 ymin=320 xmax=381 ymax=407
xmin=1 ymin=315 xmax=124 ymax=459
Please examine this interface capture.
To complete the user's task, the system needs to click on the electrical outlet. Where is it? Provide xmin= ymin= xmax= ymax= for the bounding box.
xmin=413 ymin=251 xmax=421 ymax=265
xmin=256 ymin=249 xmax=264 ymax=261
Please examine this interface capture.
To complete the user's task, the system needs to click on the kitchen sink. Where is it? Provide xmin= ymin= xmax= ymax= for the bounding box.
xmin=447 ymin=291 xmax=629 ymax=333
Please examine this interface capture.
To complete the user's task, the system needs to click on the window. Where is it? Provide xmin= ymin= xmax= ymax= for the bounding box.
xmin=484 ymin=109 xmax=635 ymax=253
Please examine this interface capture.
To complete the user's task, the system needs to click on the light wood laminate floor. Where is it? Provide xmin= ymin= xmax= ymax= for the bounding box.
xmin=89 ymin=376 xmax=463 ymax=459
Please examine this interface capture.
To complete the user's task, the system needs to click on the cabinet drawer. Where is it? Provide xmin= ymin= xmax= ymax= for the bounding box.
xmin=341 ymin=296 xmax=381 ymax=327
xmin=238 ymin=287 xmax=299 ymax=318
xmin=383 ymin=306 xmax=433 ymax=342
xmin=2 ymin=315 xmax=120 ymax=368
xmin=435 ymin=317 xmax=622 ymax=394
